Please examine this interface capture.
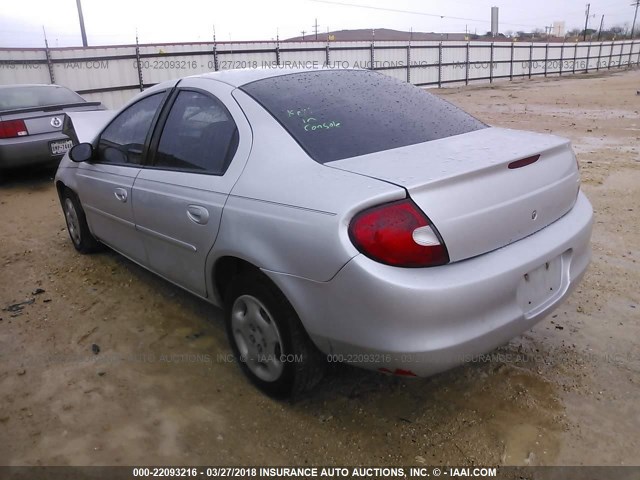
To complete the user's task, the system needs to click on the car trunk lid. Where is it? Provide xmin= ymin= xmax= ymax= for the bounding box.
xmin=0 ymin=102 xmax=104 ymax=136
xmin=328 ymin=127 xmax=581 ymax=262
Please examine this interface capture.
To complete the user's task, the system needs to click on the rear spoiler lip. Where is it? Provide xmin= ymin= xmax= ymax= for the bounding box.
xmin=0 ymin=101 xmax=104 ymax=116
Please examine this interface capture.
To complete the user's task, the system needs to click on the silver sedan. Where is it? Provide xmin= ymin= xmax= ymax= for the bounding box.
xmin=55 ymin=68 xmax=593 ymax=397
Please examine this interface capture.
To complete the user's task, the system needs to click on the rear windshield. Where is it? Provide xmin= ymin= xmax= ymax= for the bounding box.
xmin=240 ymin=70 xmax=486 ymax=163
xmin=0 ymin=85 xmax=86 ymax=112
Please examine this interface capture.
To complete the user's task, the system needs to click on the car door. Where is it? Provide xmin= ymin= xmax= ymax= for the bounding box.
xmin=131 ymin=78 xmax=251 ymax=297
xmin=75 ymin=91 xmax=167 ymax=264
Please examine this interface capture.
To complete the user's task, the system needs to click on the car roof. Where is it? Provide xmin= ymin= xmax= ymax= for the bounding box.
xmin=190 ymin=67 xmax=355 ymax=87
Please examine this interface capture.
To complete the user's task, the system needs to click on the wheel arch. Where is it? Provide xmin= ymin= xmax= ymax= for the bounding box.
xmin=211 ymin=255 xmax=263 ymax=306
xmin=55 ymin=180 xmax=67 ymax=201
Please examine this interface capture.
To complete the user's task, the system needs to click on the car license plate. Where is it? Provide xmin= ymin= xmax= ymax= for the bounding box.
xmin=50 ymin=139 xmax=73 ymax=156
xmin=516 ymin=253 xmax=565 ymax=317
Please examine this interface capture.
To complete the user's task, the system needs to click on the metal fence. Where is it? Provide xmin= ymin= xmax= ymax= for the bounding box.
xmin=1 ymin=39 xmax=639 ymax=108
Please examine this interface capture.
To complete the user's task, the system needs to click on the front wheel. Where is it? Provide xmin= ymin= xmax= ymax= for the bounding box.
xmin=224 ymin=272 xmax=325 ymax=398
xmin=61 ymin=189 xmax=102 ymax=254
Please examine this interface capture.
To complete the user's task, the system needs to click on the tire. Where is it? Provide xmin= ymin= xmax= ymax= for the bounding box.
xmin=61 ymin=188 xmax=102 ymax=254
xmin=224 ymin=271 xmax=325 ymax=398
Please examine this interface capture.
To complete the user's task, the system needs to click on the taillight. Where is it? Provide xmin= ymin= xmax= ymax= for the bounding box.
xmin=348 ymin=198 xmax=449 ymax=268
xmin=0 ymin=119 xmax=28 ymax=139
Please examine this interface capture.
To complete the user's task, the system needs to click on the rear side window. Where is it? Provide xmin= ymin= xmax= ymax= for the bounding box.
xmin=153 ymin=90 xmax=238 ymax=175
xmin=241 ymin=70 xmax=486 ymax=163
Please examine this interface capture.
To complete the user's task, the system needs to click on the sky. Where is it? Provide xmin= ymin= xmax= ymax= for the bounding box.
xmin=0 ymin=0 xmax=637 ymax=48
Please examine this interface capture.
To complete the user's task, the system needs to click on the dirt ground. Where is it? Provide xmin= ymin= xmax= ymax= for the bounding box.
xmin=0 ymin=69 xmax=638 ymax=467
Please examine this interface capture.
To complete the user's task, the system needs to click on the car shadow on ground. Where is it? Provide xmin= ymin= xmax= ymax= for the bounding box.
xmin=95 ymin=246 xmax=447 ymax=399
xmin=22 ymin=236 xmax=567 ymax=465
xmin=98 ymin=244 xmax=562 ymax=410
xmin=0 ymin=163 xmax=59 ymax=190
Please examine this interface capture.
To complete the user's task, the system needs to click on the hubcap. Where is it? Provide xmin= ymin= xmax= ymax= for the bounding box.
xmin=231 ymin=294 xmax=284 ymax=382
xmin=64 ymin=198 xmax=81 ymax=246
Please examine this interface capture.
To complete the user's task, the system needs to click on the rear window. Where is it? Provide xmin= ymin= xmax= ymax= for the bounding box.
xmin=240 ymin=70 xmax=486 ymax=163
xmin=0 ymin=85 xmax=86 ymax=112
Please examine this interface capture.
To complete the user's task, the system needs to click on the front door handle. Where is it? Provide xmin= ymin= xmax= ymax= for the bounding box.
xmin=186 ymin=205 xmax=209 ymax=225
xmin=114 ymin=188 xmax=128 ymax=202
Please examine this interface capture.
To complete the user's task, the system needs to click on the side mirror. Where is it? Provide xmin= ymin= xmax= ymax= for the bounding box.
xmin=69 ymin=143 xmax=94 ymax=163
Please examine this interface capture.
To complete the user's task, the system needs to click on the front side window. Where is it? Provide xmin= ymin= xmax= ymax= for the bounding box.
xmin=97 ymin=93 xmax=164 ymax=165
xmin=153 ymin=90 xmax=238 ymax=175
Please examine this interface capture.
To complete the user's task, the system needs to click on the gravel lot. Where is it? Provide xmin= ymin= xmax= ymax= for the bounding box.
xmin=1 ymin=69 xmax=638 ymax=467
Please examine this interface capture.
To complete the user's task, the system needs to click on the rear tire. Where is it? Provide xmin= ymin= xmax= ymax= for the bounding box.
xmin=61 ymin=189 xmax=102 ymax=254
xmin=224 ymin=271 xmax=325 ymax=398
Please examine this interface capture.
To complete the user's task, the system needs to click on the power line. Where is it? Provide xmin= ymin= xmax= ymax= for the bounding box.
xmin=308 ymin=0 xmax=544 ymax=29
xmin=310 ymin=0 xmax=636 ymax=33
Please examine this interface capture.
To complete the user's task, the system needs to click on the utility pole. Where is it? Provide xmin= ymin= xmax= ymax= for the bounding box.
xmin=314 ymin=18 xmax=319 ymax=40
xmin=76 ymin=0 xmax=88 ymax=47
xmin=597 ymin=15 xmax=604 ymax=40
xmin=583 ymin=3 xmax=590 ymax=41
xmin=631 ymin=1 xmax=640 ymax=38
xmin=301 ymin=30 xmax=306 ymax=41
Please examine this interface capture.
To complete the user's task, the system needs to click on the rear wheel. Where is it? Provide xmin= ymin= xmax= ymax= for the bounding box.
xmin=224 ymin=271 xmax=325 ymax=398
xmin=62 ymin=189 xmax=102 ymax=254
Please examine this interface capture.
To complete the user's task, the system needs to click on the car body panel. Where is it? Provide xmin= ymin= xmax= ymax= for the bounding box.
xmin=0 ymin=131 xmax=74 ymax=168
xmin=132 ymin=77 xmax=252 ymax=297
xmin=75 ymin=162 xmax=147 ymax=264
xmin=63 ymin=110 xmax=116 ymax=144
xmin=328 ymin=127 xmax=580 ymax=262
xmin=22 ymin=113 xmax=66 ymax=135
xmin=215 ymin=88 xmax=405 ymax=284
xmin=197 ymin=67 xmax=334 ymax=88
xmin=266 ymin=191 xmax=593 ymax=375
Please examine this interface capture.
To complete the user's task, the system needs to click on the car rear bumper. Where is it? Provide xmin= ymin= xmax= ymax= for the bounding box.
xmin=0 ymin=133 xmax=70 ymax=169
xmin=266 ymin=191 xmax=593 ymax=377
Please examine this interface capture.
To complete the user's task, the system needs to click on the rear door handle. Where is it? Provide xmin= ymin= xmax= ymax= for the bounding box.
xmin=186 ymin=205 xmax=209 ymax=225
xmin=114 ymin=188 xmax=128 ymax=202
